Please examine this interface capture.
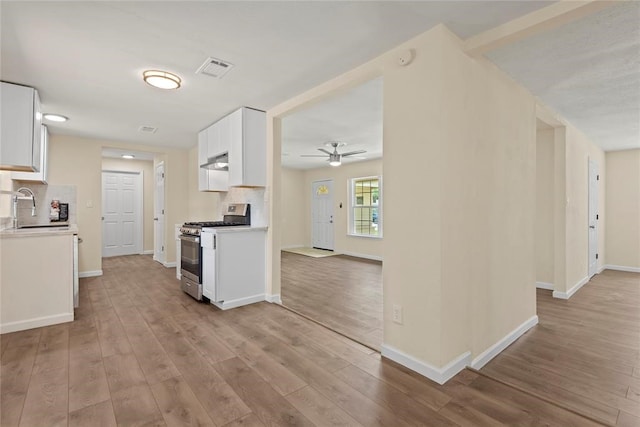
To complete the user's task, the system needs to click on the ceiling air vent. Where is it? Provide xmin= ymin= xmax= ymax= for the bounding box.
xmin=138 ymin=125 xmax=157 ymax=134
xmin=196 ymin=57 xmax=234 ymax=79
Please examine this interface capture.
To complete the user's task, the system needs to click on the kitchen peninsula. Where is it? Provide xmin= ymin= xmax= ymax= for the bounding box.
xmin=0 ymin=224 xmax=78 ymax=333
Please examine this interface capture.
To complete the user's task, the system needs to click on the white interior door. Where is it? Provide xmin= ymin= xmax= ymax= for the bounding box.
xmin=311 ymin=180 xmax=334 ymax=250
xmin=588 ymin=159 xmax=598 ymax=278
xmin=154 ymin=162 xmax=166 ymax=264
xmin=102 ymin=171 xmax=142 ymax=257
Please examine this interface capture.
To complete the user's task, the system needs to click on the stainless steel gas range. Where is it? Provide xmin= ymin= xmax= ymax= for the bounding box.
xmin=178 ymin=203 xmax=250 ymax=300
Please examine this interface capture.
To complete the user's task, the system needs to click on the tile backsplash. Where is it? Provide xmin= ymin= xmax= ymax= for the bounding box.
xmin=218 ymin=187 xmax=269 ymax=227
xmin=11 ymin=183 xmax=77 ymax=227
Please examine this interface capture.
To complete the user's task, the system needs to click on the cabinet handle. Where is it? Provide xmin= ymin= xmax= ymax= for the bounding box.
xmin=214 ymin=235 xmax=216 ymax=250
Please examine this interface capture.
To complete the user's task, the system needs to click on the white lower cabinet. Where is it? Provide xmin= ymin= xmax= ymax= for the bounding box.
xmin=201 ymin=228 xmax=266 ymax=310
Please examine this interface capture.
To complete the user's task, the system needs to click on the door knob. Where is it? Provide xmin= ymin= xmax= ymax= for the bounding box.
xmin=589 ymin=225 xmax=595 ymax=229
xmin=154 ymin=217 xmax=159 ymax=221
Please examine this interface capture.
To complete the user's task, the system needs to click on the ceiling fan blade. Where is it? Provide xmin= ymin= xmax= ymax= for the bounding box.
xmin=341 ymin=150 xmax=367 ymax=157
xmin=300 ymin=154 xmax=328 ymax=157
xmin=317 ymin=148 xmax=333 ymax=155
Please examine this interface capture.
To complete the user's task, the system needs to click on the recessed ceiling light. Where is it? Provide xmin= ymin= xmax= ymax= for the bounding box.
xmin=143 ymin=70 xmax=181 ymax=90
xmin=121 ymin=154 xmax=135 ymax=159
xmin=43 ymin=113 xmax=68 ymax=122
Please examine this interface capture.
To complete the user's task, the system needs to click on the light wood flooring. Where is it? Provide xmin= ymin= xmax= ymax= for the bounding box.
xmin=0 ymin=254 xmax=603 ymax=426
xmin=482 ymin=269 xmax=640 ymax=427
xmin=281 ymin=252 xmax=382 ymax=350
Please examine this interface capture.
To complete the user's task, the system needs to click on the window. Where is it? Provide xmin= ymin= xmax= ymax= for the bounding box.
xmin=350 ymin=176 xmax=382 ymax=237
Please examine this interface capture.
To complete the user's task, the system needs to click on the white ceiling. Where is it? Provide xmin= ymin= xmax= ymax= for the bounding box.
xmin=487 ymin=1 xmax=640 ymax=152
xmin=2 ymin=1 xmax=635 ymax=170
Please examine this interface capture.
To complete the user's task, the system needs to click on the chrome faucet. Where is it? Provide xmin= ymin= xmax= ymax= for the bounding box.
xmin=12 ymin=187 xmax=37 ymax=229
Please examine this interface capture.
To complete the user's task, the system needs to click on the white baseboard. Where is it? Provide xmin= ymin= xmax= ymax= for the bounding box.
xmin=553 ymin=276 xmax=588 ymax=299
xmin=340 ymin=251 xmax=383 ymax=262
xmin=163 ymin=261 xmax=177 ymax=268
xmin=1 ymin=313 xmax=74 ymax=334
xmin=381 ymin=345 xmax=471 ymax=385
xmin=266 ymin=294 xmax=282 ymax=304
xmin=598 ymin=265 xmax=606 ymax=274
xmin=210 ymin=294 xmax=265 ymax=311
xmin=604 ymin=264 xmax=640 ymax=273
xmin=471 ymin=315 xmax=538 ymax=370
xmin=535 ymin=281 xmax=554 ymax=290
xmin=79 ymin=270 xmax=103 ymax=278
xmin=142 ymin=250 xmax=154 ymax=255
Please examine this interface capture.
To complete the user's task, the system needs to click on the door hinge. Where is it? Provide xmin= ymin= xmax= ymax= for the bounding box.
xmin=596 ymin=253 xmax=598 ymax=260
xmin=597 ymin=174 xmax=599 ymax=180
xmin=214 ymin=235 xmax=216 ymax=250
xmin=162 ymin=245 xmax=164 ymax=252
xmin=162 ymin=173 xmax=165 ymax=178
xmin=596 ymin=214 xmax=599 ymax=220
xmin=162 ymin=209 xmax=164 ymax=215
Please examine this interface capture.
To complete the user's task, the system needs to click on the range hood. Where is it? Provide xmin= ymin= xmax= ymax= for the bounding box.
xmin=200 ymin=152 xmax=229 ymax=171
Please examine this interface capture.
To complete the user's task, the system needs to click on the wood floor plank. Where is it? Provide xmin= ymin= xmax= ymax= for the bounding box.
xmin=285 ymin=385 xmax=363 ymax=426
xmin=150 ymin=376 xmax=215 ymax=427
xmin=111 ymin=384 xmax=166 ymax=427
xmin=69 ymin=400 xmax=118 ymax=427
xmin=332 ymin=364 xmax=456 ymax=426
xmin=482 ymin=270 xmax=640 ymax=426
xmin=216 ymin=357 xmax=315 ymax=426
xmin=2 ymin=254 xmax=631 ymax=426
xmin=103 ymin=352 xmax=148 ymax=394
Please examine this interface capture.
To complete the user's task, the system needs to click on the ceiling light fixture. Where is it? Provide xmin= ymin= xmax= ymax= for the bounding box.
xmin=143 ymin=70 xmax=181 ymax=90
xmin=43 ymin=113 xmax=68 ymax=122
xmin=121 ymin=154 xmax=135 ymax=159
xmin=329 ymin=153 xmax=341 ymax=167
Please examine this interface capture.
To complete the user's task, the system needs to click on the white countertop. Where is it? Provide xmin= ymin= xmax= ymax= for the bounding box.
xmin=0 ymin=223 xmax=79 ymax=238
xmin=201 ymin=226 xmax=268 ymax=233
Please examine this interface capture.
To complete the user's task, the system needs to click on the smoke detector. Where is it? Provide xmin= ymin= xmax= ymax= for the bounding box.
xmin=196 ymin=57 xmax=234 ymax=79
xmin=138 ymin=125 xmax=157 ymax=134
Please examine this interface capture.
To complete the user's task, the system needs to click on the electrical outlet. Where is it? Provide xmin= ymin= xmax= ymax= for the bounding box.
xmin=392 ymin=304 xmax=403 ymax=324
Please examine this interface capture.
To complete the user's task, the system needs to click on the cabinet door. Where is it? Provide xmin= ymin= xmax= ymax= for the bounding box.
xmin=227 ymin=108 xmax=244 ymax=186
xmin=201 ymin=231 xmax=216 ymax=300
xmin=240 ymin=108 xmax=266 ymax=187
xmin=207 ymin=122 xmax=220 ymax=158
xmin=11 ymin=125 xmax=48 ymax=183
xmin=0 ymin=83 xmax=38 ymax=171
xmin=217 ymin=114 xmax=231 ymax=155
xmin=198 ymin=129 xmax=208 ymax=191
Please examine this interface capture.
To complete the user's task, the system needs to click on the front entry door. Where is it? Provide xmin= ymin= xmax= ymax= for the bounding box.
xmin=312 ymin=180 xmax=334 ymax=250
xmin=102 ymin=171 xmax=142 ymax=257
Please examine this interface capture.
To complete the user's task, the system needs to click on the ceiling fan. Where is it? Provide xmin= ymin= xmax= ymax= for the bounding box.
xmin=301 ymin=142 xmax=366 ymax=167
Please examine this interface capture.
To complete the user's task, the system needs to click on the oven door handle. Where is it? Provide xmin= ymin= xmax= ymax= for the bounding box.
xmin=179 ymin=234 xmax=200 ymax=243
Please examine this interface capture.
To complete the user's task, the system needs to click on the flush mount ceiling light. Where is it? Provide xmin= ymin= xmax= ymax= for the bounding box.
xmin=121 ymin=154 xmax=135 ymax=159
xmin=143 ymin=70 xmax=181 ymax=90
xmin=43 ymin=113 xmax=68 ymax=122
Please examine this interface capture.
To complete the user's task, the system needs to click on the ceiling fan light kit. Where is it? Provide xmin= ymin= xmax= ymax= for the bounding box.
xmin=301 ymin=141 xmax=367 ymax=167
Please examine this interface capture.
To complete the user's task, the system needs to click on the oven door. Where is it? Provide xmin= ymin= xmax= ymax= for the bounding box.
xmin=179 ymin=234 xmax=201 ymax=283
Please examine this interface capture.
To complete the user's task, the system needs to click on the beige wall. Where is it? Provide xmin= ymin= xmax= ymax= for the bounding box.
xmin=605 ymin=149 xmax=640 ymax=269
xmin=536 ymin=128 xmax=555 ymax=284
xmin=268 ymin=24 xmax=538 ymax=372
xmin=280 ymin=167 xmax=306 ymax=248
xmin=101 ymin=158 xmax=155 ymax=253
xmin=47 ymin=134 xmax=189 ymax=274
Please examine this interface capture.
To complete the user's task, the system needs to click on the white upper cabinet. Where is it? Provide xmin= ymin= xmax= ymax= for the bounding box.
xmin=227 ymin=107 xmax=266 ymax=187
xmin=12 ymin=125 xmax=48 ymax=183
xmin=197 ymin=106 xmax=266 ymax=192
xmin=1 ymin=82 xmax=42 ymax=172
xmin=198 ymin=126 xmax=228 ymax=192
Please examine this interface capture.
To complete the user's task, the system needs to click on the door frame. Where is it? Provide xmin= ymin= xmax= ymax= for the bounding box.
xmin=588 ymin=158 xmax=598 ymax=278
xmin=154 ymin=161 xmax=166 ymax=264
xmin=311 ymin=179 xmax=335 ymax=251
xmin=101 ymin=170 xmax=144 ymax=256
